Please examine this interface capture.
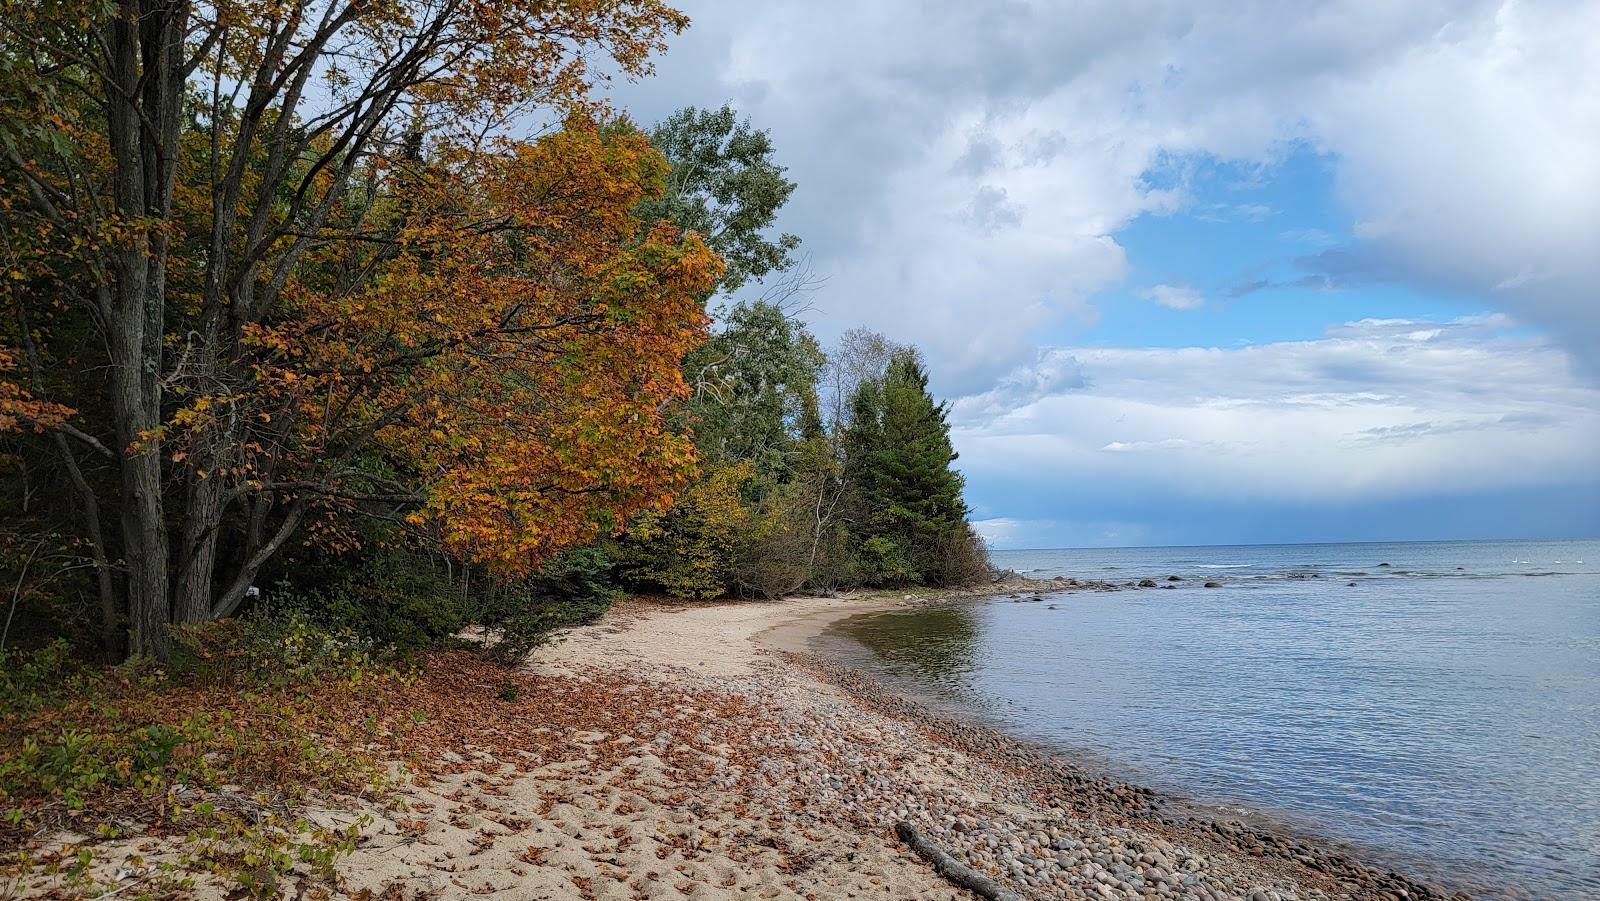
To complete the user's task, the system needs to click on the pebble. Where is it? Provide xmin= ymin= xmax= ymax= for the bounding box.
xmin=658 ymin=646 xmax=1456 ymax=901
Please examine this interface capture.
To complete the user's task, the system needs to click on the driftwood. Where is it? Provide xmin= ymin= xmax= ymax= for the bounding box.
xmin=894 ymin=821 xmax=1026 ymax=901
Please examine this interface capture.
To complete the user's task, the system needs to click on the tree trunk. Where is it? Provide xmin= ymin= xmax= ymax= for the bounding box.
xmin=211 ymin=499 xmax=307 ymax=619
xmin=175 ymin=465 xmax=227 ymax=623
xmin=102 ymin=0 xmax=188 ymax=658
xmin=109 ymin=301 xmax=170 ymax=658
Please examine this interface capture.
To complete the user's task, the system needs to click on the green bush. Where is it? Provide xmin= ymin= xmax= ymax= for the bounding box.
xmin=169 ymin=609 xmax=380 ymax=689
xmin=0 ymin=639 xmax=81 ymax=717
xmin=479 ymin=546 xmax=619 ymax=663
xmin=852 ymin=535 xmax=919 ymax=587
xmin=266 ymin=545 xmax=469 ymax=654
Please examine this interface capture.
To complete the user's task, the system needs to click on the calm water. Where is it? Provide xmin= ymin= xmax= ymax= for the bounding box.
xmin=824 ymin=539 xmax=1600 ymax=899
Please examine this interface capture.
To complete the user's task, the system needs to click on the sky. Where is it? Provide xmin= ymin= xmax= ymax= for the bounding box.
xmin=606 ymin=0 xmax=1600 ymax=549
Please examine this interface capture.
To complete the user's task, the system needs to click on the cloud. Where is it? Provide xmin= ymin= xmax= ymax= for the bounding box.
xmin=1279 ymin=227 xmax=1336 ymax=246
xmin=1102 ymin=438 xmax=1212 ymax=452
xmin=963 ymin=185 xmax=1026 ymax=233
xmin=1140 ymin=284 xmax=1206 ymax=310
xmin=949 ymin=316 xmax=1600 ymax=505
xmin=611 ymin=0 xmax=1600 ymax=384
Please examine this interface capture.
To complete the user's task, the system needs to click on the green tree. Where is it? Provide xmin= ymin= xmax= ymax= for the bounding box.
xmin=683 ymin=301 xmax=825 ymax=478
xmin=844 ymin=351 xmax=972 ymax=585
xmin=642 ymin=105 xmax=800 ymax=293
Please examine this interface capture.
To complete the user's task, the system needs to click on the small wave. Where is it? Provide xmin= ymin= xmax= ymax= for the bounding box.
xmin=1196 ymin=563 xmax=1254 ymax=569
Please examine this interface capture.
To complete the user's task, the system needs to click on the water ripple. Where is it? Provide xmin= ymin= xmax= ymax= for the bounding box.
xmin=835 ymin=538 xmax=1600 ymax=899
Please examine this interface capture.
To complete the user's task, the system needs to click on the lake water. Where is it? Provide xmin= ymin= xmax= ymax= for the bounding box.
xmin=822 ymin=539 xmax=1600 ymax=899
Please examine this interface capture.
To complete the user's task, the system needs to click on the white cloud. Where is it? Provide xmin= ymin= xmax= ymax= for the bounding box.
xmin=614 ymin=0 xmax=1600 ymax=383
xmin=950 ymin=316 xmax=1600 ymax=503
xmin=1140 ymin=284 xmax=1206 ymax=310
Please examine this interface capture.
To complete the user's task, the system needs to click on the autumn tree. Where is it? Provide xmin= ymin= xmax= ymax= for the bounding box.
xmin=0 ymin=0 xmax=711 ymax=658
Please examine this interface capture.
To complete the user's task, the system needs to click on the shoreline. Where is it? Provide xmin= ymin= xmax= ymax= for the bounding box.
xmin=754 ymin=591 xmax=1488 ymax=901
xmin=523 ymin=587 xmax=1473 ymax=901
xmin=25 ymin=586 xmax=1486 ymax=900
xmin=758 ymin=591 xmax=1404 ymax=869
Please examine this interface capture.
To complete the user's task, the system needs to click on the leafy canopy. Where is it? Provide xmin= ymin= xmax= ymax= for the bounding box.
xmin=642 ymin=105 xmax=800 ymax=293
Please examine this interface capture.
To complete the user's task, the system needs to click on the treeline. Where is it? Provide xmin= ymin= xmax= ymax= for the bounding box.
xmin=0 ymin=0 xmax=986 ymax=664
xmin=612 ymin=304 xmax=988 ymax=602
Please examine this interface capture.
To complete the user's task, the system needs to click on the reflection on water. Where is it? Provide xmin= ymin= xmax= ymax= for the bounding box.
xmin=837 ymin=605 xmax=981 ymax=688
xmin=823 ymin=538 xmax=1600 ymax=900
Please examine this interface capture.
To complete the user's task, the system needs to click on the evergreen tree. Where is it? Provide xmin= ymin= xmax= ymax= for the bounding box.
xmin=843 ymin=351 xmax=970 ymax=584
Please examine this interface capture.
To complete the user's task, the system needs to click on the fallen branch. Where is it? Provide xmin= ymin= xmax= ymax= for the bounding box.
xmin=894 ymin=820 xmax=1025 ymax=901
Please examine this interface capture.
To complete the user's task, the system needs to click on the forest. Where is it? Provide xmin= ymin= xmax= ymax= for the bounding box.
xmin=0 ymin=2 xmax=994 ymax=889
xmin=0 ymin=0 xmax=988 ymax=665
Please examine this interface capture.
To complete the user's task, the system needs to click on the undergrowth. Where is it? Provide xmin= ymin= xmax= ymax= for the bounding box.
xmin=0 ymin=612 xmax=401 ymax=898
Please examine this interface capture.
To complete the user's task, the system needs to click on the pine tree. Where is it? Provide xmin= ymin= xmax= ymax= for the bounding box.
xmin=843 ymin=351 xmax=969 ymax=584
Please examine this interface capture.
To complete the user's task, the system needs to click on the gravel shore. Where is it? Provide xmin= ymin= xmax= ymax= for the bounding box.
xmin=506 ymin=591 xmax=1475 ymax=901
xmin=28 ymin=590 xmax=1487 ymax=900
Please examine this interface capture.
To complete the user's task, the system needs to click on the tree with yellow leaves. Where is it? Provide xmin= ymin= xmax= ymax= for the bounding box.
xmin=0 ymin=0 xmax=712 ymax=658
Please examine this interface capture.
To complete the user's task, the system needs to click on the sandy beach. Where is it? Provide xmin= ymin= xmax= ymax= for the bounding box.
xmin=35 ymin=589 xmax=1467 ymax=900
xmin=347 ymin=590 xmax=1464 ymax=900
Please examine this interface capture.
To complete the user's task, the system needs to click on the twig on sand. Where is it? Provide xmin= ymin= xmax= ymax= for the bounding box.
xmin=895 ymin=821 xmax=1025 ymax=901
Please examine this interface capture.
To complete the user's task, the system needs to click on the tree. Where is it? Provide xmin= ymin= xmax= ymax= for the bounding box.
xmin=0 ymin=0 xmax=705 ymax=657
xmin=682 ymin=300 xmax=825 ymax=477
xmin=843 ymin=350 xmax=971 ymax=585
xmin=614 ymin=461 xmax=754 ymax=599
xmin=616 ymin=301 xmax=828 ymax=598
xmin=823 ymin=329 xmax=907 ymax=430
xmin=641 ymin=105 xmax=800 ymax=293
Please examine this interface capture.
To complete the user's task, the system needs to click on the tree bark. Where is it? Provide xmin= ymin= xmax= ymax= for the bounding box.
xmin=175 ymin=464 xmax=227 ymax=623
xmin=102 ymin=0 xmax=189 ymax=658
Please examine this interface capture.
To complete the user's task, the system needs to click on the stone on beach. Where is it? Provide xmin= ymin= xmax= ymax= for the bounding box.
xmin=77 ymin=591 xmax=1463 ymax=901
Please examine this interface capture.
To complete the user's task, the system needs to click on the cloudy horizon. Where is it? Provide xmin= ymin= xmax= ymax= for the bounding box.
xmin=610 ymin=0 xmax=1600 ymax=548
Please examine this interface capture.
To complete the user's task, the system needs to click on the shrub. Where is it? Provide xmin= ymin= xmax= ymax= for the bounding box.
xmin=851 ymin=535 xmax=919 ymax=587
xmin=926 ymin=523 xmax=994 ymax=588
xmin=478 ymin=546 xmax=620 ymax=663
xmin=168 ymin=609 xmax=380 ymax=689
xmin=0 ymin=639 xmax=80 ymax=717
xmin=729 ymin=490 xmax=814 ymax=599
xmin=267 ymin=544 xmax=468 ymax=654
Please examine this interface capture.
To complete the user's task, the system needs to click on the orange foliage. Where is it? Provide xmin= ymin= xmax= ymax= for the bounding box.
xmin=0 ymin=347 xmax=71 ymax=433
xmin=211 ymin=118 xmax=722 ymax=574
